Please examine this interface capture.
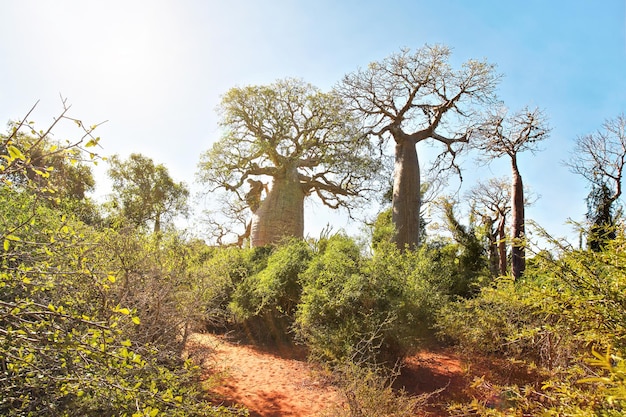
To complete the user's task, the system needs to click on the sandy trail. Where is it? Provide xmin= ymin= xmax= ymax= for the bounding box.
xmin=184 ymin=332 xmax=504 ymax=416
xmin=188 ymin=333 xmax=344 ymax=417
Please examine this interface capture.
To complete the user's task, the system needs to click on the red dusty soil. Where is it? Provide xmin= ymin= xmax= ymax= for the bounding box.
xmin=186 ymin=333 xmax=531 ymax=416
xmin=187 ymin=333 xmax=344 ymax=416
xmin=395 ymin=350 xmax=469 ymax=415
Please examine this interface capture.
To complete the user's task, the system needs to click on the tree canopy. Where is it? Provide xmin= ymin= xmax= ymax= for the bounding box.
xmin=567 ymin=114 xmax=626 ymax=250
xmin=107 ymin=153 xmax=189 ymax=233
xmin=475 ymin=106 xmax=550 ymax=279
xmin=337 ymin=45 xmax=499 ymax=251
xmin=197 ymin=78 xmax=383 ymax=247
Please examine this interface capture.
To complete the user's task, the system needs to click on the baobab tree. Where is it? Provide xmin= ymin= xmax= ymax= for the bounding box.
xmin=567 ymin=114 xmax=626 ymax=251
xmin=475 ymin=106 xmax=550 ymax=280
xmin=466 ymin=177 xmax=511 ymax=277
xmin=197 ymin=78 xmax=382 ymax=247
xmin=337 ymin=45 xmax=499 ymax=251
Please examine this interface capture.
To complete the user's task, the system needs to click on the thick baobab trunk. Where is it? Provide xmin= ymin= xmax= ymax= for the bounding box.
xmin=392 ymin=137 xmax=421 ymax=251
xmin=250 ymin=167 xmax=305 ymax=247
xmin=510 ymin=157 xmax=525 ymax=280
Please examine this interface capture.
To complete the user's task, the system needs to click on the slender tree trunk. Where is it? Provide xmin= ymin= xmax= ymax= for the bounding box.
xmin=392 ymin=137 xmax=420 ymax=251
xmin=484 ymin=216 xmax=499 ymax=277
xmin=510 ymin=157 xmax=525 ymax=280
xmin=154 ymin=213 xmax=161 ymax=233
xmin=497 ymin=215 xmax=507 ymax=276
xmin=250 ymin=166 xmax=305 ymax=247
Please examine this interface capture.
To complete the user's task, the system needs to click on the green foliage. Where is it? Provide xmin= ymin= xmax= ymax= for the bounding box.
xmin=371 ymin=208 xmax=395 ymax=250
xmin=107 ymin=153 xmax=189 ymax=233
xmin=404 ymin=241 xmax=486 ymax=300
xmin=436 ymin=277 xmax=550 ymax=361
xmin=1 ymin=109 xmax=241 ymax=416
xmin=96 ymin=227 xmax=209 ymax=362
xmin=231 ymin=239 xmax=311 ymax=319
xmin=295 ymin=235 xmax=442 ymax=365
xmin=1 ymin=123 xmax=96 ymax=201
xmin=0 ymin=189 xmax=237 ymax=416
xmin=447 ymin=349 xmax=626 ymax=417
xmin=580 ymin=349 xmax=626 ymax=412
xmin=522 ymin=236 xmax=626 ymax=354
xmin=439 ymin=230 xmax=626 ymax=415
xmin=586 ymin=180 xmax=618 ymax=251
xmin=187 ymin=245 xmax=258 ymax=330
xmin=229 ymin=239 xmax=312 ymax=342
xmin=440 ymin=198 xmax=490 ymax=295
xmin=295 ymin=235 xmax=366 ymax=362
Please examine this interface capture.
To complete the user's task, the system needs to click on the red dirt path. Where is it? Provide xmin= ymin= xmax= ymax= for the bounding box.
xmin=186 ymin=333 xmax=489 ymax=416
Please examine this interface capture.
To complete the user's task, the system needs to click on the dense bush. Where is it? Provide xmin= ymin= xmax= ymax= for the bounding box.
xmin=295 ymin=235 xmax=445 ymax=365
xmin=438 ymin=232 xmax=626 ymax=415
xmin=0 ymin=190 xmax=243 ymax=416
xmin=229 ymin=239 xmax=312 ymax=343
xmin=187 ymin=245 xmax=258 ymax=331
xmin=0 ymin=114 xmax=242 ymax=416
xmin=96 ymin=227 xmax=209 ymax=362
xmin=10 ymin=104 xmax=626 ymax=416
xmin=438 ymin=234 xmax=626 ymax=367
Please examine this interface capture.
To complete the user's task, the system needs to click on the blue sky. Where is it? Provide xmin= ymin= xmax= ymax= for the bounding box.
xmin=1 ymin=0 xmax=625 ymax=245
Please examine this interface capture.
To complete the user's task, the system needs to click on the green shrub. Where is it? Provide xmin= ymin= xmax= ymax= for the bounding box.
xmin=439 ymin=232 xmax=626 ymax=365
xmin=370 ymin=208 xmax=395 ymax=250
xmin=321 ymin=361 xmax=428 ymax=417
xmin=0 ymin=190 xmax=242 ymax=416
xmin=0 ymin=113 xmax=242 ymax=416
xmin=295 ymin=235 xmax=372 ymax=363
xmin=436 ymin=275 xmax=586 ymax=368
xmin=295 ymin=235 xmax=442 ymax=365
xmin=447 ymin=349 xmax=626 ymax=417
xmin=186 ymin=245 xmax=258 ymax=330
xmin=228 ymin=239 xmax=312 ymax=343
xmin=439 ymin=232 xmax=626 ymax=415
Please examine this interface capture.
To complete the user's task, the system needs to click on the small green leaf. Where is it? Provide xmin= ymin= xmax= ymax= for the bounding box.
xmin=86 ymin=137 xmax=99 ymax=147
xmin=7 ymin=145 xmax=25 ymax=161
xmin=119 ymin=347 xmax=129 ymax=358
xmin=131 ymin=316 xmax=141 ymax=325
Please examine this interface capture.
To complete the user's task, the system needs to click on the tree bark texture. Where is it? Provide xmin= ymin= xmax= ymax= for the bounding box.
xmin=250 ymin=167 xmax=305 ymax=247
xmin=392 ymin=138 xmax=420 ymax=251
xmin=510 ymin=157 xmax=525 ymax=280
